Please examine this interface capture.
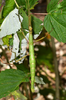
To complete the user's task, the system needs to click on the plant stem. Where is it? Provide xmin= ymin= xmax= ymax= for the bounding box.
xmin=32 ymin=13 xmax=48 ymax=16
xmin=51 ymin=37 xmax=60 ymax=100
xmin=17 ymin=13 xmax=29 ymax=42
xmin=14 ymin=0 xmax=19 ymax=8
xmin=47 ymin=0 xmax=60 ymax=99
xmin=34 ymin=32 xmax=48 ymax=42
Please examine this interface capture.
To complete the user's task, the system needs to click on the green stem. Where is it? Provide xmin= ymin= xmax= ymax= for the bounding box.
xmin=14 ymin=0 xmax=19 ymax=8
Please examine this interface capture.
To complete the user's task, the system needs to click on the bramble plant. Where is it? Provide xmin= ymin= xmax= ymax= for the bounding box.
xmin=0 ymin=0 xmax=66 ymax=99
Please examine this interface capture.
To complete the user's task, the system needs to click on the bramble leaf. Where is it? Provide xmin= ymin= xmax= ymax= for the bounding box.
xmin=32 ymin=15 xmax=43 ymax=34
xmin=16 ymin=0 xmax=38 ymax=10
xmin=0 ymin=69 xmax=30 ymax=98
xmin=44 ymin=0 xmax=66 ymax=43
xmin=3 ymin=0 xmax=15 ymax=17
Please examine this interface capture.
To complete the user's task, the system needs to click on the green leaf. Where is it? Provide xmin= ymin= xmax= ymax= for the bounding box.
xmin=17 ymin=30 xmax=24 ymax=50
xmin=60 ymin=0 xmax=66 ymax=8
xmin=14 ymin=63 xmax=29 ymax=73
xmin=0 ymin=19 xmax=3 ymax=25
xmin=47 ymin=0 xmax=60 ymax=12
xmin=32 ymin=15 xmax=43 ymax=34
xmin=44 ymin=0 xmax=66 ymax=43
xmin=3 ymin=0 xmax=15 ymax=17
xmin=28 ymin=0 xmax=38 ymax=10
xmin=0 ymin=0 xmax=2 ymax=7
xmin=9 ymin=35 xmax=14 ymax=46
xmin=11 ymin=90 xmax=27 ymax=100
xmin=19 ymin=9 xmax=43 ymax=35
xmin=35 ymin=45 xmax=54 ymax=70
xmin=16 ymin=0 xmax=38 ymax=10
xmin=19 ymin=9 xmax=29 ymax=30
xmin=2 ymin=35 xmax=12 ymax=46
xmin=0 ymin=69 xmax=30 ymax=98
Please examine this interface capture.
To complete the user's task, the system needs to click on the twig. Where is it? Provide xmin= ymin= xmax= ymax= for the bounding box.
xmin=17 ymin=13 xmax=29 ymax=43
xmin=14 ymin=0 xmax=19 ymax=8
xmin=32 ymin=13 xmax=48 ymax=16
xmin=34 ymin=32 xmax=48 ymax=42
xmin=51 ymin=36 xmax=60 ymax=100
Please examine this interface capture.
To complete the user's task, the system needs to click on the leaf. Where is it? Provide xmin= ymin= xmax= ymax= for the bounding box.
xmin=0 ymin=19 xmax=3 ymax=25
xmin=60 ymin=0 xmax=66 ymax=8
xmin=9 ymin=35 xmax=14 ymax=46
xmin=17 ymin=30 xmax=24 ymax=50
xmin=11 ymin=90 xmax=27 ymax=100
xmin=28 ymin=0 xmax=38 ymax=10
xmin=35 ymin=76 xmax=45 ymax=84
xmin=20 ymin=10 xmax=43 ymax=35
xmin=0 ymin=69 xmax=30 ymax=98
xmin=2 ymin=35 xmax=12 ymax=46
xmin=16 ymin=0 xmax=38 ymax=10
xmin=44 ymin=0 xmax=66 ymax=43
xmin=19 ymin=9 xmax=29 ymax=30
xmin=14 ymin=63 xmax=29 ymax=73
xmin=17 ymin=30 xmax=28 ymax=51
xmin=3 ymin=0 xmax=15 ymax=17
xmin=0 ymin=8 xmax=23 ymax=38
xmin=35 ymin=45 xmax=54 ymax=71
xmin=19 ymin=9 xmax=43 ymax=35
xmin=32 ymin=15 xmax=43 ymax=34
xmin=47 ymin=0 xmax=60 ymax=12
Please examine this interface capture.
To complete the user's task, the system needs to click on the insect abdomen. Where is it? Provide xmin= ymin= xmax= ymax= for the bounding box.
xmin=29 ymin=33 xmax=36 ymax=92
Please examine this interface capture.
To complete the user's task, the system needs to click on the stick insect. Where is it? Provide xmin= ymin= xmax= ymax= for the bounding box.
xmin=13 ymin=0 xmax=51 ymax=92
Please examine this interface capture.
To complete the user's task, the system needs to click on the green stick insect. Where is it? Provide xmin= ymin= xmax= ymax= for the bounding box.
xmin=14 ymin=0 xmax=36 ymax=92
xmin=28 ymin=17 xmax=36 ymax=92
xmin=13 ymin=0 xmax=49 ymax=92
